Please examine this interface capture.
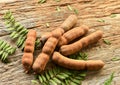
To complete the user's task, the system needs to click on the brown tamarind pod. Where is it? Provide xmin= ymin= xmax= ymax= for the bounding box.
xmin=60 ymin=30 xmax=103 ymax=56
xmin=32 ymin=53 xmax=49 ymax=73
xmin=22 ymin=29 xmax=36 ymax=72
xmin=60 ymin=15 xmax=77 ymax=32
xmin=52 ymin=52 xmax=105 ymax=71
xmin=42 ymin=37 xmax=58 ymax=55
xmin=52 ymin=52 xmax=86 ymax=70
xmin=33 ymin=29 xmax=63 ymax=73
xmin=40 ymin=15 xmax=77 ymax=44
xmin=58 ymin=25 xmax=89 ymax=47
xmin=86 ymin=60 xmax=105 ymax=70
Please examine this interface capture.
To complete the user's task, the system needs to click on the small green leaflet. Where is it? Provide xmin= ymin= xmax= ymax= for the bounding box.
xmin=67 ymin=5 xmax=73 ymax=11
xmin=46 ymin=23 xmax=50 ymax=28
xmin=111 ymin=57 xmax=120 ymax=61
xmin=103 ymin=39 xmax=111 ymax=45
xmin=97 ymin=19 xmax=105 ymax=22
xmin=104 ymin=72 xmax=114 ymax=85
xmin=31 ymin=80 xmax=39 ymax=84
xmin=74 ymin=9 xmax=79 ymax=14
xmin=56 ymin=6 xmax=61 ymax=12
xmin=38 ymin=0 xmax=46 ymax=4
xmin=110 ymin=14 xmax=117 ymax=18
xmin=54 ymin=0 xmax=60 ymax=2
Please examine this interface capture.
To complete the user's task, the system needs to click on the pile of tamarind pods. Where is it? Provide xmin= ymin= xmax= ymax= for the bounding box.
xmin=22 ymin=15 xmax=105 ymax=73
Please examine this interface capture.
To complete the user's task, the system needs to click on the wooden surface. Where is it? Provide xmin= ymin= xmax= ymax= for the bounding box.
xmin=0 ymin=0 xmax=120 ymax=85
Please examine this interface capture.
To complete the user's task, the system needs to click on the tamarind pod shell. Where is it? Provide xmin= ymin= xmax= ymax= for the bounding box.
xmin=24 ymin=45 xmax=34 ymax=53
xmin=32 ymin=53 xmax=49 ymax=73
xmin=52 ymin=52 xmax=86 ymax=70
xmin=58 ymin=25 xmax=89 ymax=46
xmin=42 ymin=37 xmax=59 ymax=55
xmin=60 ymin=42 xmax=82 ymax=56
xmin=86 ymin=60 xmax=105 ymax=70
xmin=25 ymin=37 xmax=35 ymax=46
xmin=27 ymin=29 xmax=36 ymax=38
xmin=22 ymin=53 xmax=33 ymax=71
xmin=52 ymin=28 xmax=64 ymax=38
xmin=60 ymin=30 xmax=103 ymax=56
xmin=60 ymin=15 xmax=77 ymax=32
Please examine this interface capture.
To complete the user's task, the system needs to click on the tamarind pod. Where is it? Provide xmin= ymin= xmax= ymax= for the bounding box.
xmin=52 ymin=52 xmax=86 ymax=70
xmin=22 ymin=29 xmax=36 ymax=72
xmin=27 ymin=29 xmax=36 ymax=38
xmin=40 ymin=28 xmax=64 ymax=44
xmin=52 ymin=52 xmax=105 ymax=71
xmin=60 ymin=30 xmax=103 ymax=56
xmin=22 ymin=53 xmax=33 ymax=71
xmin=42 ymin=37 xmax=59 ymax=55
xmin=32 ymin=53 xmax=49 ymax=73
xmin=86 ymin=60 xmax=105 ymax=70
xmin=58 ymin=25 xmax=89 ymax=46
xmin=60 ymin=15 xmax=77 ymax=32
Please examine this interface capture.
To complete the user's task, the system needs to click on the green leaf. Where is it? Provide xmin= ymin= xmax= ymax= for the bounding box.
xmin=10 ymin=31 xmax=17 ymax=38
xmin=54 ymin=0 xmax=60 ymax=2
xmin=46 ymin=23 xmax=50 ymax=28
xmin=48 ymin=69 xmax=54 ymax=78
xmin=0 ymin=40 xmax=4 ymax=46
xmin=67 ymin=5 xmax=73 ymax=11
xmin=103 ymin=39 xmax=111 ymax=45
xmin=41 ymin=74 xmax=47 ymax=82
xmin=52 ymin=77 xmax=61 ymax=84
xmin=56 ymin=74 xmax=66 ymax=79
xmin=49 ymin=79 xmax=57 ymax=85
xmin=74 ymin=9 xmax=79 ymax=14
xmin=45 ymin=71 xmax=50 ymax=80
xmin=0 ymin=41 xmax=7 ymax=50
xmin=111 ymin=57 xmax=120 ymax=61
xmin=110 ymin=14 xmax=117 ymax=18
xmin=97 ymin=19 xmax=105 ymax=22
xmin=16 ymin=25 xmax=24 ymax=32
xmin=10 ymin=48 xmax=16 ymax=54
xmin=31 ymin=80 xmax=39 ymax=84
xmin=38 ymin=0 xmax=46 ymax=4
xmin=56 ymin=6 xmax=61 ymax=12
xmin=104 ymin=72 xmax=114 ymax=85
xmin=38 ymin=75 xmax=43 ymax=83
xmin=3 ymin=44 xmax=10 ymax=50
xmin=0 ymin=50 xmax=4 ymax=56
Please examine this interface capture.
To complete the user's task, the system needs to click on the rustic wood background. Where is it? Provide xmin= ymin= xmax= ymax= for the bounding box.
xmin=0 ymin=0 xmax=120 ymax=85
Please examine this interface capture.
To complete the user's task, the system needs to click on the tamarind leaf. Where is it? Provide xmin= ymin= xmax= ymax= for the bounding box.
xmin=56 ymin=6 xmax=61 ymax=12
xmin=65 ymin=79 xmax=70 ymax=85
xmin=48 ymin=69 xmax=54 ymax=78
xmin=0 ymin=51 xmax=4 ymax=56
xmin=38 ymin=0 xmax=46 ymax=4
xmin=52 ymin=77 xmax=61 ymax=84
xmin=14 ymin=22 xmax=20 ymax=29
xmin=45 ymin=71 xmax=50 ymax=80
xmin=56 ymin=74 xmax=66 ymax=79
xmin=0 ymin=41 xmax=4 ymax=47
xmin=0 ymin=42 xmax=7 ymax=49
xmin=54 ymin=0 xmax=60 ymax=2
xmin=70 ymin=81 xmax=78 ymax=85
xmin=10 ymin=48 xmax=16 ymax=54
xmin=38 ymin=75 xmax=43 ymax=83
xmin=5 ymin=46 xmax=12 ymax=52
xmin=3 ymin=44 xmax=10 ymax=50
xmin=46 ymin=23 xmax=50 ymax=28
xmin=31 ymin=80 xmax=39 ymax=84
xmin=4 ymin=11 xmax=12 ymax=19
xmin=59 ymin=73 xmax=69 ymax=78
xmin=41 ymin=74 xmax=47 ymax=82
xmin=110 ymin=14 xmax=117 ymax=18
xmin=78 ymin=72 xmax=86 ymax=77
xmin=67 ymin=5 xmax=73 ymax=11
xmin=103 ymin=39 xmax=111 ymax=45
xmin=111 ymin=57 xmax=120 ymax=61
xmin=2 ymin=53 xmax=8 ymax=61
xmin=70 ymin=78 xmax=81 ymax=84
xmin=49 ymin=80 xmax=57 ymax=85
xmin=74 ymin=9 xmax=79 ymax=15
xmin=16 ymin=25 xmax=24 ymax=32
xmin=12 ymin=33 xmax=19 ymax=39
xmin=104 ymin=72 xmax=114 ymax=85
xmin=8 ymin=27 xmax=15 ymax=31
xmin=10 ymin=31 xmax=17 ymax=38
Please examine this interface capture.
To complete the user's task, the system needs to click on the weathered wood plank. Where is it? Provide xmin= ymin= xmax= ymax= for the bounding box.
xmin=0 ymin=0 xmax=120 ymax=85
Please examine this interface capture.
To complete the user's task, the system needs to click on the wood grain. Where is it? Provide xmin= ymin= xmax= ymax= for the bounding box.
xmin=0 ymin=0 xmax=120 ymax=85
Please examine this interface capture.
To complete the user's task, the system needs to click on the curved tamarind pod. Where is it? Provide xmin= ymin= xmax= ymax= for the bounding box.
xmin=40 ymin=15 xmax=77 ymax=44
xmin=58 ymin=25 xmax=89 ymax=47
xmin=60 ymin=30 xmax=103 ymax=56
xmin=52 ymin=52 xmax=86 ymax=70
xmin=33 ymin=29 xmax=63 ymax=73
xmin=32 ymin=53 xmax=49 ymax=73
xmin=52 ymin=52 xmax=105 ymax=70
xmin=60 ymin=15 xmax=77 ymax=32
xmin=86 ymin=60 xmax=105 ymax=70
xmin=22 ymin=29 xmax=36 ymax=72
